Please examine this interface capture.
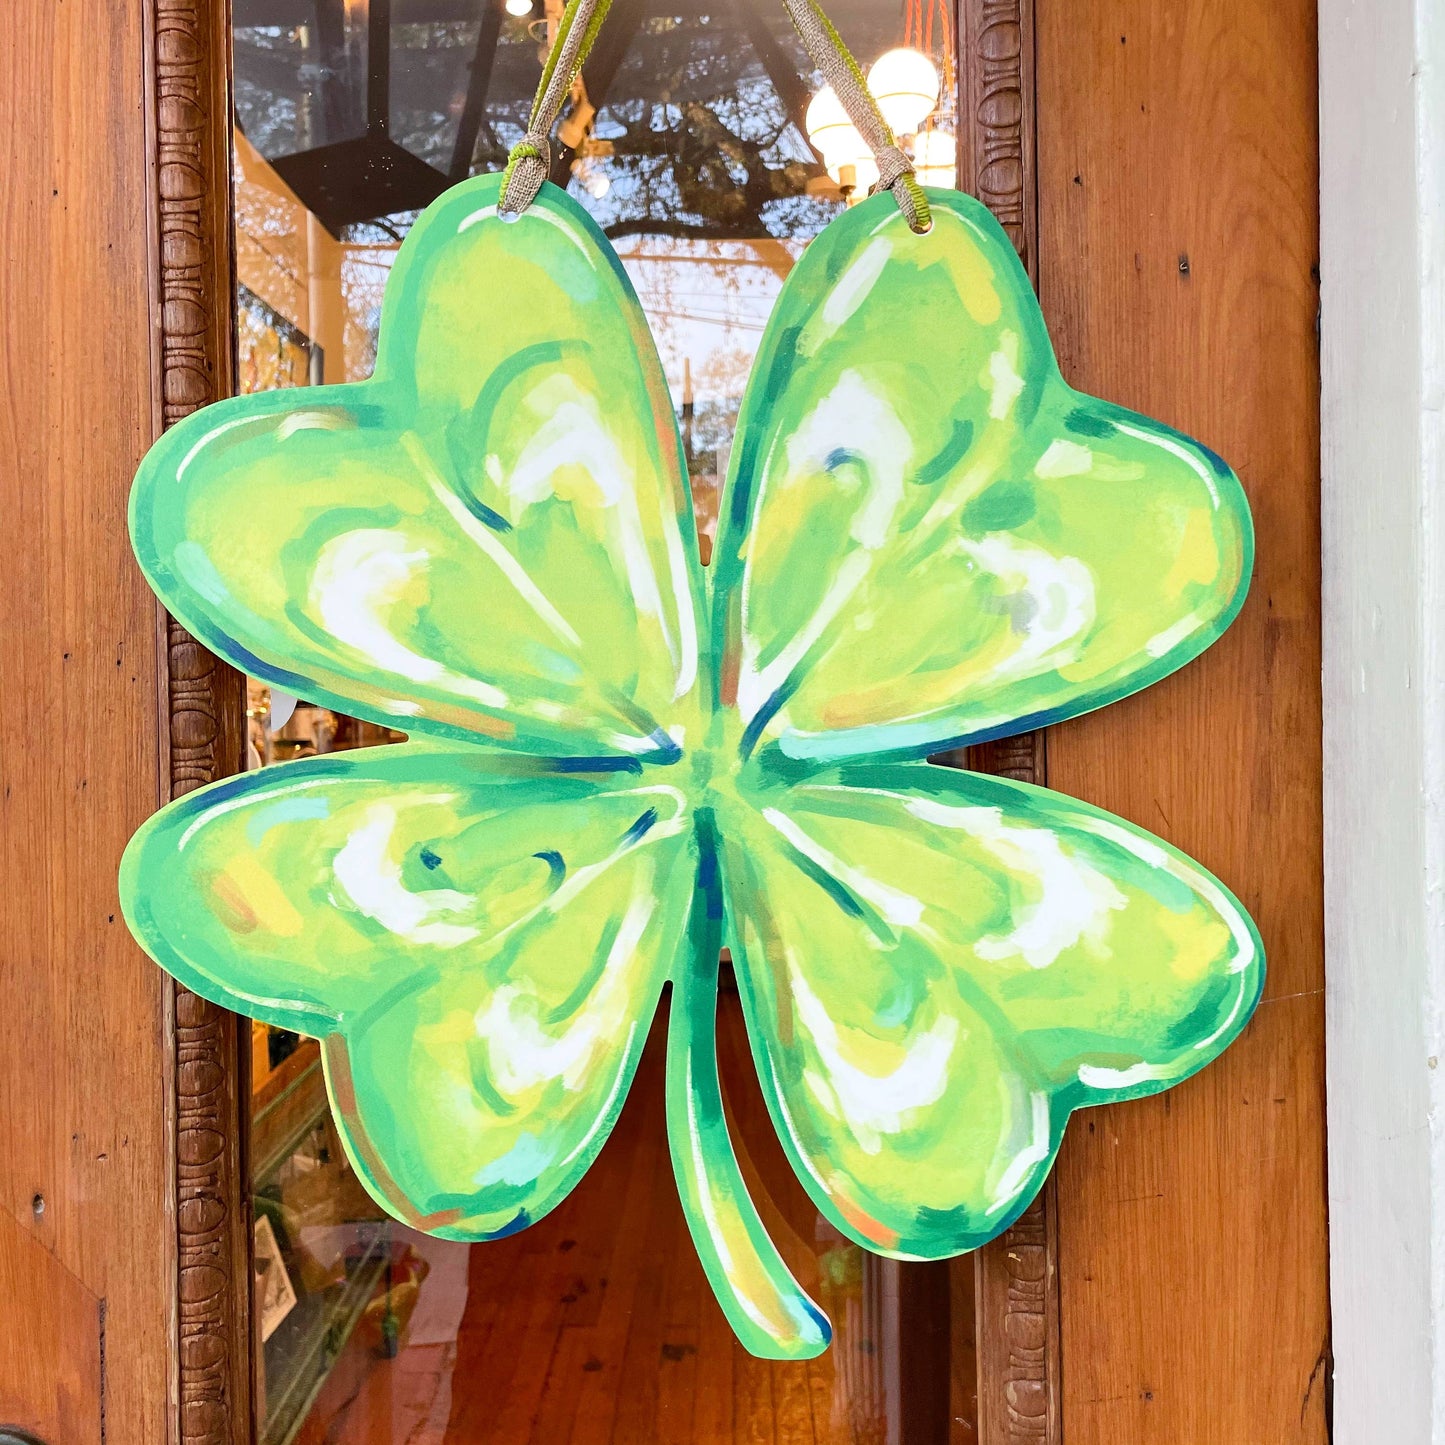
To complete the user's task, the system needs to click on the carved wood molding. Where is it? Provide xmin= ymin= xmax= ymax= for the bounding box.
xmin=963 ymin=740 xmax=1063 ymax=1445
xmin=959 ymin=0 xmax=1038 ymax=283
xmin=959 ymin=2 xmax=1061 ymax=1441
xmin=147 ymin=1 xmax=252 ymax=1441
xmin=168 ymin=630 xmax=249 ymax=1445
xmin=972 ymin=1179 xmax=1061 ymax=1443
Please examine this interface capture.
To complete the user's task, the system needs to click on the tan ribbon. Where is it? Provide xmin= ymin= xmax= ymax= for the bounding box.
xmin=499 ymin=0 xmax=932 ymax=231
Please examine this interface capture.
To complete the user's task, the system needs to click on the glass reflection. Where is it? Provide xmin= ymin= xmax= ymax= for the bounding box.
xmin=233 ymin=3 xmax=969 ymax=1440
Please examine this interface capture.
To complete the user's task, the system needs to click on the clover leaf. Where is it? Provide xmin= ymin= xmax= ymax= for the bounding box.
xmin=121 ymin=173 xmax=1262 ymax=1360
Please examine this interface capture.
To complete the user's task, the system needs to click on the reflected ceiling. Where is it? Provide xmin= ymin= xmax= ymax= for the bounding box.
xmin=232 ymin=0 xmax=921 ymax=238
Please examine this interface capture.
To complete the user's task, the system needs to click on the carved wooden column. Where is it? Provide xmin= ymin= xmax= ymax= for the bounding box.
xmin=147 ymin=1 xmax=253 ymax=1440
xmin=959 ymin=0 xmax=1038 ymax=285
xmin=958 ymin=3 xmax=1062 ymax=1442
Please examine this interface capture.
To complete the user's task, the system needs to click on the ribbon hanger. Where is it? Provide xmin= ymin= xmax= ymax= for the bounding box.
xmin=498 ymin=0 xmax=933 ymax=233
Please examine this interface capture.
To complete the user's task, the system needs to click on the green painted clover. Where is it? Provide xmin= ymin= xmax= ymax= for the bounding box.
xmin=120 ymin=172 xmax=1262 ymax=1361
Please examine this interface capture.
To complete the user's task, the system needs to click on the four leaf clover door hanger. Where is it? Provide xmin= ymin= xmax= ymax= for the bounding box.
xmin=121 ymin=166 xmax=1260 ymax=1358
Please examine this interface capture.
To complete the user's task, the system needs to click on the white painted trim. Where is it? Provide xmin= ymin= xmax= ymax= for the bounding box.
xmin=1321 ymin=0 xmax=1445 ymax=1437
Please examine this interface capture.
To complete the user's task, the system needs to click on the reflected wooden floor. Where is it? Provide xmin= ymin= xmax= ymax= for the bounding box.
xmin=447 ymin=993 xmax=893 ymax=1445
xmin=307 ymin=990 xmax=961 ymax=1443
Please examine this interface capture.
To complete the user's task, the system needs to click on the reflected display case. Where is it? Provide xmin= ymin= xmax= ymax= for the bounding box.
xmin=244 ymin=685 xmax=417 ymax=1442
xmin=252 ymin=1031 xmax=397 ymax=1442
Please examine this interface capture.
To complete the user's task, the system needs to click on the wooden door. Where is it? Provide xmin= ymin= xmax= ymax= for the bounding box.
xmin=1033 ymin=4 xmax=1329 ymax=1438
xmin=0 ymin=0 xmax=1327 ymax=1440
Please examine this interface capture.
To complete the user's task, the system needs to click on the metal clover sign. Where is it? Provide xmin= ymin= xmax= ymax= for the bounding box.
xmin=120 ymin=173 xmax=1262 ymax=1360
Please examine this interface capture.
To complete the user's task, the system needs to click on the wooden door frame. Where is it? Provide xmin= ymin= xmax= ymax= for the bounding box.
xmin=146 ymin=2 xmax=253 ymax=1440
xmin=1320 ymin=0 xmax=1445 ymax=1439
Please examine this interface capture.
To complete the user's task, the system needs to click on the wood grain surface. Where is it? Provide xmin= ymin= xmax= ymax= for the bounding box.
xmin=1034 ymin=2 xmax=1330 ymax=1440
xmin=0 ymin=1 xmax=174 ymax=1439
xmin=0 ymin=1207 xmax=103 ymax=1442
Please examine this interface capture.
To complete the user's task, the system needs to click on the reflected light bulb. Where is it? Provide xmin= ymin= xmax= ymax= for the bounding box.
xmin=572 ymin=158 xmax=611 ymax=200
xmin=805 ymin=86 xmax=857 ymax=164
xmin=912 ymin=128 xmax=958 ymax=188
xmin=868 ymin=47 xmax=941 ymax=136
xmin=505 ymin=0 xmax=534 ymax=15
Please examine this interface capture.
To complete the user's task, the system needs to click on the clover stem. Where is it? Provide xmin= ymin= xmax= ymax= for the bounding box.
xmin=664 ymin=809 xmax=832 ymax=1361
